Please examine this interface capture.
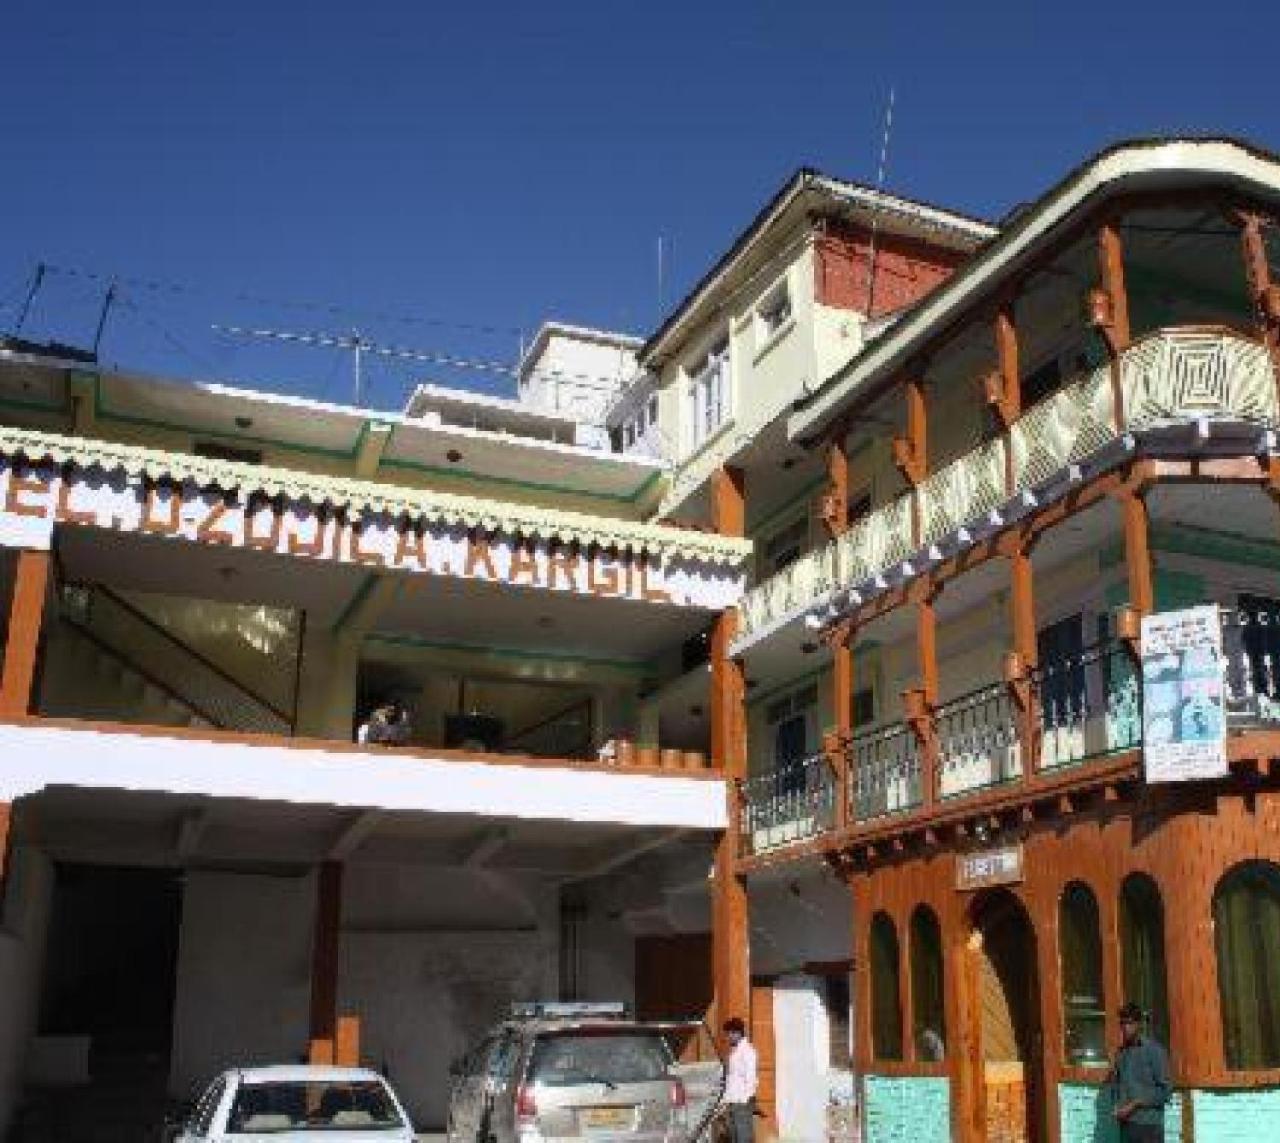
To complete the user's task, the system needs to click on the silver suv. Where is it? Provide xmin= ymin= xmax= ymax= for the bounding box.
xmin=447 ymin=1004 xmax=691 ymax=1143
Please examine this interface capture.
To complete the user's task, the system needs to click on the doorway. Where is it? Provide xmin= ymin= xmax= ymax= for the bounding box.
xmin=38 ymin=864 xmax=183 ymax=1088
xmin=969 ymin=890 xmax=1043 ymax=1143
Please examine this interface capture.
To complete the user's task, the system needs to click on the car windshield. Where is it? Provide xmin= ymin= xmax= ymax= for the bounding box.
xmin=227 ymin=1080 xmax=404 ymax=1134
xmin=529 ymin=1031 xmax=671 ymax=1087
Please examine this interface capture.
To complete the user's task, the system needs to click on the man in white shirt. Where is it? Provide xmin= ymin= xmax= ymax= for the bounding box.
xmin=722 ymin=1016 xmax=758 ymax=1143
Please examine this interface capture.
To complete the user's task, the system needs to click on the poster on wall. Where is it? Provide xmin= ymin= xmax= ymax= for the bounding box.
xmin=1140 ymin=605 xmax=1228 ymax=783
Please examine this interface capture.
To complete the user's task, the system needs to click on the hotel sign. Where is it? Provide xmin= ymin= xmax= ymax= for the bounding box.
xmin=0 ymin=461 xmax=744 ymax=610
xmin=956 ymin=844 xmax=1024 ymax=891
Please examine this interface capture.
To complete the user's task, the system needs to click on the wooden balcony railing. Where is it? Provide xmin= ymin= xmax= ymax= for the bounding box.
xmin=737 ymin=612 xmax=1280 ymax=859
xmin=735 ymin=328 xmax=1277 ymax=646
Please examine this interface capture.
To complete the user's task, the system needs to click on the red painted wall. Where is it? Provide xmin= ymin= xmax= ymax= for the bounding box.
xmin=814 ymin=223 xmax=969 ymax=319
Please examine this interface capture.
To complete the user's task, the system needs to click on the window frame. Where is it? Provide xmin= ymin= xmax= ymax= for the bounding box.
xmin=1059 ymin=880 xmax=1107 ymax=1069
xmin=909 ymin=904 xmax=947 ymax=1062
xmin=869 ymin=911 xmax=905 ymax=1061
xmin=685 ymin=335 xmax=732 ymax=452
xmin=1214 ymin=859 xmax=1280 ymax=1071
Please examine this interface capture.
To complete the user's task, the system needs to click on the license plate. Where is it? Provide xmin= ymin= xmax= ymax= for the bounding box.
xmin=581 ymin=1107 xmax=634 ymax=1131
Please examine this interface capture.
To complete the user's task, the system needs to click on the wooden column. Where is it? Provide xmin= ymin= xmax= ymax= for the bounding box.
xmin=710 ymin=465 xmax=750 ymax=1044
xmin=0 ymin=549 xmax=51 ymax=717
xmin=1096 ymin=220 xmax=1133 ymax=430
xmin=309 ymin=860 xmax=343 ymax=1063
xmin=821 ymin=425 xmax=851 ymax=539
xmin=907 ymin=586 xmax=940 ymax=806
xmin=1238 ymin=210 xmax=1280 ymax=395
xmin=985 ymin=303 xmax=1022 ymax=493
xmin=1004 ymin=538 xmax=1040 ymax=777
xmin=829 ymin=630 xmax=854 ymax=829
xmin=1118 ymin=489 xmax=1155 ymax=615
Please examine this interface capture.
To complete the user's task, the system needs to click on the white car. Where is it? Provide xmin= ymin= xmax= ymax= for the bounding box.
xmin=176 ymin=1065 xmax=415 ymax=1141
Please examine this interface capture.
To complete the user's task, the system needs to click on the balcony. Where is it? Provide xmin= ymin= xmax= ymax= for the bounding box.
xmin=738 ymin=615 xmax=1280 ymax=859
xmin=734 ymin=327 xmax=1278 ymax=649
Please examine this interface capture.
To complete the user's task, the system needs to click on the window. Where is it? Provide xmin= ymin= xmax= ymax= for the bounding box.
xmin=763 ymin=517 xmax=808 ymax=575
xmin=1038 ymin=614 xmax=1086 ymax=730
xmin=1060 ymin=882 xmax=1107 ymax=1067
xmin=848 ymin=489 xmax=872 ymax=527
xmin=821 ymin=972 xmax=853 ymax=1070
xmin=870 ymin=912 xmax=904 ymax=1060
xmin=621 ymin=391 xmax=660 ymax=452
xmin=768 ymin=683 xmax=817 ymax=797
xmin=1237 ymin=594 xmax=1280 ymax=699
xmin=1214 ymin=861 xmax=1280 ymax=1069
xmin=227 ymin=1079 xmax=404 ymax=1134
xmin=910 ymin=906 xmax=946 ymax=1061
xmin=757 ymin=282 xmax=793 ymax=341
xmin=852 ymin=687 xmax=875 ymax=728
xmin=687 ymin=337 xmax=731 ymax=449
xmin=1120 ymin=874 xmax=1170 ymax=1049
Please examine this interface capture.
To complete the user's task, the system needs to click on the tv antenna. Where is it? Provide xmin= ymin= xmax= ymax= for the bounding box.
xmin=863 ymin=85 xmax=897 ymax=320
xmin=212 ymin=324 xmax=519 ymax=405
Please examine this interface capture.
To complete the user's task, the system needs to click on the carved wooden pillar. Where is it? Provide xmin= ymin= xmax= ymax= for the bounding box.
xmin=828 ymin=627 xmax=854 ymax=829
xmin=1117 ymin=487 xmax=1155 ymax=616
xmin=0 ymin=549 xmax=51 ymax=717
xmin=1094 ymin=219 xmax=1133 ymax=431
xmin=821 ymin=423 xmax=851 ymax=539
xmin=984 ymin=302 xmax=1022 ymax=493
xmin=906 ymin=584 xmax=941 ymax=806
xmin=710 ymin=465 xmax=750 ymax=1043
xmin=309 ymin=861 xmax=343 ymax=1063
xmin=1238 ymin=209 xmax=1280 ymax=398
xmin=1002 ymin=533 xmax=1040 ymax=778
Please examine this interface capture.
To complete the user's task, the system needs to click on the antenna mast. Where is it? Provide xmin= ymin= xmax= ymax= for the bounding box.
xmin=863 ymin=85 xmax=897 ymax=320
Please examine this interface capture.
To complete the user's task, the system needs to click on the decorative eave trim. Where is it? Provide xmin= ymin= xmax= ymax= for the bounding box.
xmin=0 ymin=425 xmax=753 ymax=567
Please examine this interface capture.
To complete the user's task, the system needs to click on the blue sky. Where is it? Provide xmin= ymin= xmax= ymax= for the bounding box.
xmin=2 ymin=0 xmax=1277 ymax=410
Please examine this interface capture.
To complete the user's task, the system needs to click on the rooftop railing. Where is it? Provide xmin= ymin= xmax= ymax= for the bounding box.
xmin=735 ymin=328 xmax=1277 ymax=647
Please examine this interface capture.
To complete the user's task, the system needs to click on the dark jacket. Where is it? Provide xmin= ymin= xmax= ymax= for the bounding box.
xmin=1112 ymin=1035 xmax=1171 ymax=1127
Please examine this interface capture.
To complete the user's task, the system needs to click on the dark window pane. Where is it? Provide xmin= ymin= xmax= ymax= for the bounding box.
xmin=870 ymin=912 xmax=903 ymax=1061
xmin=910 ymin=906 xmax=946 ymax=1061
xmin=1120 ymin=874 xmax=1170 ymax=1048
xmin=1060 ymin=882 xmax=1106 ymax=1067
xmin=1214 ymin=861 xmax=1280 ymax=1069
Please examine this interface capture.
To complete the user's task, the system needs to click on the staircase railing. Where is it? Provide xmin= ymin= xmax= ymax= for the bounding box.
xmin=59 ymin=583 xmax=293 ymax=735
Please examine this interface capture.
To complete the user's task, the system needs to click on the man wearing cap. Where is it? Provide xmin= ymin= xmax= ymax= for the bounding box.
xmin=1111 ymin=1003 xmax=1171 ymax=1141
xmin=722 ymin=1017 xmax=758 ymax=1143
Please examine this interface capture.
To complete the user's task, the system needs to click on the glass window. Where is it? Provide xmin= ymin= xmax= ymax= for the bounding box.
xmin=1120 ymin=874 xmax=1170 ymax=1048
xmin=870 ymin=911 xmax=904 ymax=1060
xmin=227 ymin=1079 xmax=404 ymax=1134
xmin=1060 ymin=882 xmax=1107 ymax=1067
xmin=529 ymin=1031 xmax=672 ymax=1085
xmin=1214 ymin=861 xmax=1280 ymax=1069
xmin=910 ymin=906 xmax=946 ymax=1061
xmin=758 ymin=284 xmax=793 ymax=340
xmin=687 ymin=338 xmax=731 ymax=450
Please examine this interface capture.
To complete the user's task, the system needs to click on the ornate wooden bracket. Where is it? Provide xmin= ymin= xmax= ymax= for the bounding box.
xmin=1113 ymin=604 xmax=1143 ymax=665
xmin=983 ymin=368 xmax=1019 ymax=428
xmin=819 ymin=490 xmax=846 ymax=536
xmin=1087 ymin=287 xmax=1122 ymax=355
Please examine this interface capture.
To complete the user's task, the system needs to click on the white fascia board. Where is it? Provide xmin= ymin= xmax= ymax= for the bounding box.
xmin=791 ymin=139 xmax=1280 ymax=442
xmin=0 ymin=723 xmax=728 ymax=831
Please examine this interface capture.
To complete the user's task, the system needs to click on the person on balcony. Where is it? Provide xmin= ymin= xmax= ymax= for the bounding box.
xmin=1111 ymin=1002 xmax=1171 ymax=1142
xmin=722 ymin=1016 xmax=758 ymax=1143
xmin=357 ymin=700 xmax=411 ymax=746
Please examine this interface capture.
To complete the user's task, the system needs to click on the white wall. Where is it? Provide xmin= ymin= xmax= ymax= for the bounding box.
xmin=338 ymin=864 xmax=558 ymax=1130
xmin=0 ymin=846 xmax=54 ymax=1138
xmin=168 ymin=871 xmax=313 ymax=1099
xmin=773 ymin=976 xmax=830 ymax=1143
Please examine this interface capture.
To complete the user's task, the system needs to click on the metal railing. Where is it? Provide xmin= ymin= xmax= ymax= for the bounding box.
xmin=1033 ymin=638 xmax=1141 ymax=772
xmin=936 ymin=681 xmax=1022 ymax=798
xmin=734 ymin=329 xmax=1279 ymax=645
xmin=740 ymin=752 xmax=836 ymax=855
xmin=850 ymin=722 xmax=922 ymax=823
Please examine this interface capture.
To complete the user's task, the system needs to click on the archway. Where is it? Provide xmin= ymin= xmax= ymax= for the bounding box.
xmin=968 ymin=889 xmax=1043 ymax=1143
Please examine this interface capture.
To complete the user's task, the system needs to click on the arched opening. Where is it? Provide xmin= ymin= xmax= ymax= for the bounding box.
xmin=910 ymin=905 xmax=946 ymax=1061
xmin=969 ymin=889 xmax=1043 ymax=1143
xmin=1119 ymin=874 xmax=1170 ymax=1048
xmin=1214 ymin=860 xmax=1280 ymax=1069
xmin=1059 ymin=881 xmax=1106 ymax=1068
xmin=869 ymin=911 xmax=903 ymax=1061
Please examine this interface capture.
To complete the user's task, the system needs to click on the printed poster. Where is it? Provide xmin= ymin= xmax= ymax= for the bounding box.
xmin=1140 ymin=605 xmax=1228 ymax=782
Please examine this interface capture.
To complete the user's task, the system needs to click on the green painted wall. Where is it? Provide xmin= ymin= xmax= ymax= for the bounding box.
xmin=863 ymin=1075 xmax=950 ymax=1143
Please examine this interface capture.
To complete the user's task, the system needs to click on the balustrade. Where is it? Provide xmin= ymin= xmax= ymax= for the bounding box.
xmin=1033 ymin=639 xmax=1141 ymax=771
xmin=733 ymin=328 xmax=1280 ymax=647
xmin=935 ymin=681 xmax=1021 ymax=797
xmin=739 ymin=751 xmax=837 ymax=855
xmin=849 ymin=722 xmax=922 ymax=822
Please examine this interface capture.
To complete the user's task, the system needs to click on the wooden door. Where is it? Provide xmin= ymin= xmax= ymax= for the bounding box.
xmin=635 ymin=932 xmax=714 ymax=1060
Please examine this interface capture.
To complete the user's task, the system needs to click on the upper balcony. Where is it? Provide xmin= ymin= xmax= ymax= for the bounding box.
xmin=734 ymin=326 xmax=1279 ymax=652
